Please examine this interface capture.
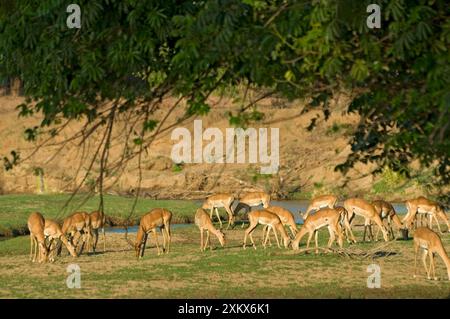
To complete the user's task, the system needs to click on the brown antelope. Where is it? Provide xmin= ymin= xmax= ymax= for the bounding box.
xmin=27 ymin=212 xmax=49 ymax=263
xmin=44 ymin=219 xmax=77 ymax=261
xmin=265 ymin=206 xmax=298 ymax=238
xmin=413 ymin=227 xmax=450 ymax=281
xmin=303 ymin=194 xmax=338 ymax=220
xmin=60 ymin=212 xmax=93 ymax=255
xmin=243 ymin=210 xmax=290 ymax=250
xmin=234 ymin=191 xmax=271 ymax=228
xmin=403 ymin=197 xmax=450 ymax=234
xmin=134 ymin=208 xmax=172 ymax=258
xmin=344 ymin=198 xmax=389 ymax=242
xmin=202 ymin=193 xmax=235 ymax=230
xmin=194 ymin=208 xmax=225 ymax=251
xmin=371 ymin=200 xmax=403 ymax=241
xmin=90 ymin=210 xmax=106 ymax=252
xmin=292 ymin=208 xmax=344 ymax=253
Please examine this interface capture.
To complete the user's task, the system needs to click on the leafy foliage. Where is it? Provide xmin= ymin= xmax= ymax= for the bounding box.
xmin=0 ymin=0 xmax=448 ymax=200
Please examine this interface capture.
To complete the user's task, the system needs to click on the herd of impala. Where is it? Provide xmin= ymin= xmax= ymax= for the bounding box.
xmin=27 ymin=192 xmax=450 ymax=281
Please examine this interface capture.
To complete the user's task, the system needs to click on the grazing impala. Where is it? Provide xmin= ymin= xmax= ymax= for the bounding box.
xmin=44 ymin=219 xmax=77 ymax=261
xmin=90 ymin=210 xmax=106 ymax=252
xmin=234 ymin=191 xmax=271 ymax=227
xmin=372 ymin=200 xmax=403 ymax=241
xmin=303 ymin=195 xmax=338 ymax=220
xmin=403 ymin=197 xmax=450 ymax=233
xmin=27 ymin=212 xmax=49 ymax=263
xmin=344 ymin=198 xmax=389 ymax=242
xmin=195 ymin=208 xmax=225 ymax=251
xmin=243 ymin=210 xmax=290 ymax=250
xmin=202 ymin=193 xmax=235 ymax=229
xmin=265 ymin=206 xmax=298 ymax=237
xmin=61 ymin=212 xmax=93 ymax=255
xmin=292 ymin=208 xmax=344 ymax=253
xmin=135 ymin=208 xmax=172 ymax=258
xmin=413 ymin=227 xmax=450 ymax=281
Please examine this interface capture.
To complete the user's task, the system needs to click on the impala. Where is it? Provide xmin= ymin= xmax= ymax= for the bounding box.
xmin=90 ymin=210 xmax=106 ymax=252
xmin=371 ymin=200 xmax=403 ymax=241
xmin=303 ymin=194 xmax=338 ymax=220
xmin=44 ymin=219 xmax=77 ymax=261
xmin=343 ymin=198 xmax=389 ymax=242
xmin=413 ymin=227 xmax=450 ymax=281
xmin=265 ymin=206 xmax=298 ymax=238
xmin=134 ymin=208 xmax=172 ymax=258
xmin=243 ymin=209 xmax=290 ymax=249
xmin=61 ymin=212 xmax=93 ymax=255
xmin=234 ymin=191 xmax=271 ymax=227
xmin=202 ymin=193 xmax=235 ymax=229
xmin=292 ymin=207 xmax=344 ymax=253
xmin=27 ymin=212 xmax=49 ymax=263
xmin=403 ymin=197 xmax=450 ymax=234
xmin=195 ymin=208 xmax=225 ymax=251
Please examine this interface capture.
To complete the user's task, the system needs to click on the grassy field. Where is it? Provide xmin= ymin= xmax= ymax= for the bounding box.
xmin=1 ymin=223 xmax=450 ymax=298
xmin=0 ymin=194 xmax=449 ymax=298
xmin=0 ymin=194 xmax=200 ymax=236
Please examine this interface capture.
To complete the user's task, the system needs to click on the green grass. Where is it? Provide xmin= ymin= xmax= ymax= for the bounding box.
xmin=1 ymin=226 xmax=450 ymax=298
xmin=0 ymin=193 xmax=200 ymax=236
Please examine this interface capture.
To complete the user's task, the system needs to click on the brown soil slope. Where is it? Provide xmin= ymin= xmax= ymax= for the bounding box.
xmin=0 ymin=95 xmax=423 ymax=200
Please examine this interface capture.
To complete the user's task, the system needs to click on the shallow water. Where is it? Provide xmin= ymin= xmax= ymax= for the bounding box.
xmin=106 ymin=200 xmax=407 ymax=233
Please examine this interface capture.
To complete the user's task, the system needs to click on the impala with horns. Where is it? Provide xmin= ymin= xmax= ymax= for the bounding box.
xmin=371 ymin=200 xmax=403 ymax=241
xmin=292 ymin=207 xmax=344 ymax=253
xmin=343 ymin=198 xmax=389 ymax=242
xmin=195 ymin=208 xmax=225 ymax=251
xmin=27 ymin=212 xmax=49 ymax=263
xmin=413 ymin=227 xmax=450 ymax=281
xmin=90 ymin=210 xmax=107 ymax=253
xmin=302 ymin=194 xmax=338 ymax=220
xmin=133 ymin=208 xmax=172 ymax=258
xmin=202 ymin=193 xmax=235 ymax=230
xmin=44 ymin=219 xmax=77 ymax=261
xmin=403 ymin=197 xmax=450 ymax=234
xmin=243 ymin=210 xmax=290 ymax=250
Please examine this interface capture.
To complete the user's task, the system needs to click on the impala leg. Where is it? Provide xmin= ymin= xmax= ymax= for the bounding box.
xmin=434 ymin=215 xmax=443 ymax=234
xmin=306 ymin=231 xmax=314 ymax=251
xmin=327 ymin=226 xmax=335 ymax=249
xmin=243 ymin=222 xmax=258 ymax=250
xmin=249 ymin=231 xmax=257 ymax=250
xmin=153 ymin=230 xmax=161 ymax=255
xmin=200 ymin=229 xmax=204 ymax=251
xmin=314 ymin=230 xmax=319 ymax=254
xmin=214 ymin=207 xmax=223 ymax=229
xmin=102 ymin=227 xmax=106 ymax=252
xmin=272 ymin=226 xmax=281 ymax=249
xmin=92 ymin=228 xmax=99 ymax=253
xmin=422 ymin=250 xmax=431 ymax=279
xmin=206 ymin=230 xmax=212 ymax=250
xmin=429 ymin=252 xmax=437 ymax=280
xmin=262 ymin=225 xmax=268 ymax=248
xmin=225 ymin=205 xmax=234 ymax=230
xmin=30 ymin=235 xmax=34 ymax=262
xmin=413 ymin=243 xmax=419 ymax=278
xmin=344 ymin=217 xmax=356 ymax=244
